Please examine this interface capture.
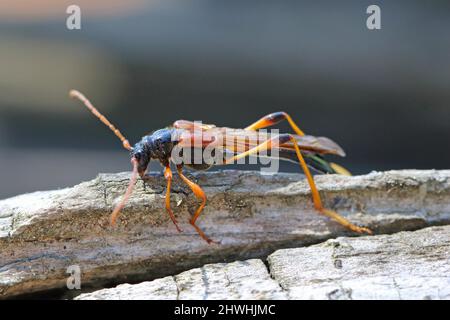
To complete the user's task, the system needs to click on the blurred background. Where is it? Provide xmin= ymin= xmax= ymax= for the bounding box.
xmin=0 ymin=0 xmax=449 ymax=199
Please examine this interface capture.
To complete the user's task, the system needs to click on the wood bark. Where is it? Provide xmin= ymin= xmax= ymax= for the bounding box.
xmin=1 ymin=169 xmax=449 ymax=298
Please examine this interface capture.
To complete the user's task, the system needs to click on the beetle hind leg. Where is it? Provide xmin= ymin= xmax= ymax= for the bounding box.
xmin=223 ymin=134 xmax=372 ymax=234
xmin=245 ymin=111 xmax=305 ymax=136
xmin=246 ymin=112 xmax=352 ymax=176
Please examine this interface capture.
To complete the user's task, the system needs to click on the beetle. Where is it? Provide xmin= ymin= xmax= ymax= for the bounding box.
xmin=69 ymin=89 xmax=372 ymax=243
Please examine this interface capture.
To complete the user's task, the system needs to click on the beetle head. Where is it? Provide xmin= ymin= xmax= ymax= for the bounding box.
xmin=131 ymin=141 xmax=151 ymax=176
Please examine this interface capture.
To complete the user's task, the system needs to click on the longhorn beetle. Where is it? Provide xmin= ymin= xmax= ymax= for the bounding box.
xmin=69 ymin=90 xmax=372 ymax=243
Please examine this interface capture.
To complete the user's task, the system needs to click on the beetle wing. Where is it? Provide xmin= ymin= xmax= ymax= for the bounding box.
xmin=218 ymin=128 xmax=346 ymax=156
xmin=172 ymin=120 xmax=217 ymax=130
xmin=173 ymin=128 xmax=219 ymax=147
xmin=174 ymin=126 xmax=345 ymax=156
xmin=279 ymin=134 xmax=346 ymax=157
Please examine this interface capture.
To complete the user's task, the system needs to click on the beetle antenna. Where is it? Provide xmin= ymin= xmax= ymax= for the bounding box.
xmin=69 ymin=89 xmax=132 ymax=151
xmin=110 ymin=157 xmax=139 ymax=226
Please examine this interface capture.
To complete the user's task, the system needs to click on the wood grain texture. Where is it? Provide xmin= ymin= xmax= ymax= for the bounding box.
xmin=77 ymin=226 xmax=450 ymax=300
xmin=1 ymin=169 xmax=449 ymax=298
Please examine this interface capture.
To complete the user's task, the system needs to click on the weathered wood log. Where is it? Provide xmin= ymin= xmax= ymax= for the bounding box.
xmin=76 ymin=259 xmax=287 ymax=300
xmin=1 ymin=169 xmax=450 ymax=298
xmin=76 ymin=225 xmax=450 ymax=300
xmin=268 ymin=225 xmax=450 ymax=300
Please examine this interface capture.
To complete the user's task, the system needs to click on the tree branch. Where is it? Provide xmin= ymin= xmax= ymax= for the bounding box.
xmin=1 ymin=169 xmax=449 ymax=298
